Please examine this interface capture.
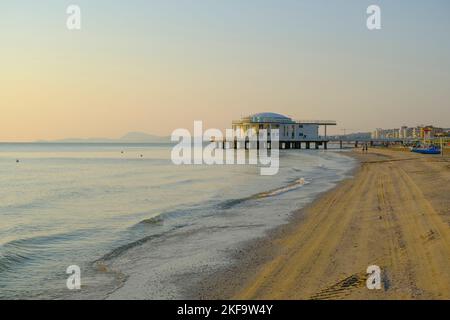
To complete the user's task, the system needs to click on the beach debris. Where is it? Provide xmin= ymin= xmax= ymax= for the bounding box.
xmin=310 ymin=273 xmax=365 ymax=299
xmin=16 ymin=159 xmax=20 ymax=163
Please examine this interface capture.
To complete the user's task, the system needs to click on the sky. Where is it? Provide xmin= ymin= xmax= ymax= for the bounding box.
xmin=1 ymin=0 xmax=449 ymax=141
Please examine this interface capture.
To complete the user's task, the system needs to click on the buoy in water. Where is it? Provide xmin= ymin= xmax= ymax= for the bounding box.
xmin=16 ymin=159 xmax=20 ymax=163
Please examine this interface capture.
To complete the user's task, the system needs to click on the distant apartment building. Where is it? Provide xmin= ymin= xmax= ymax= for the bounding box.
xmin=371 ymin=128 xmax=400 ymax=139
xmin=422 ymin=126 xmax=444 ymax=138
xmin=400 ymin=126 xmax=409 ymax=138
xmin=372 ymin=125 xmax=447 ymax=139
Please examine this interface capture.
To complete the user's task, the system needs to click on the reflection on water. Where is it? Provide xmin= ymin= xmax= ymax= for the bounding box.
xmin=0 ymin=143 xmax=355 ymax=299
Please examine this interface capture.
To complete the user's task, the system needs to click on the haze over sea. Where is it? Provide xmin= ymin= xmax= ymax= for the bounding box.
xmin=0 ymin=143 xmax=355 ymax=299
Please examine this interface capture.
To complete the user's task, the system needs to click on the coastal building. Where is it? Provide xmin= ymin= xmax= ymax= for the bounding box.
xmin=405 ymin=127 xmax=415 ymax=138
xmin=371 ymin=128 xmax=400 ymax=139
xmin=231 ymin=112 xmax=336 ymax=149
xmin=442 ymin=128 xmax=450 ymax=137
xmin=413 ymin=126 xmax=423 ymax=138
xmin=422 ymin=126 xmax=444 ymax=138
xmin=400 ymin=126 xmax=408 ymax=139
xmin=371 ymin=125 xmax=447 ymax=140
xmin=372 ymin=128 xmax=382 ymax=139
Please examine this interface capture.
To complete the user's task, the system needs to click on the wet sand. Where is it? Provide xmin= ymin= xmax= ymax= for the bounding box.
xmin=198 ymin=148 xmax=450 ymax=299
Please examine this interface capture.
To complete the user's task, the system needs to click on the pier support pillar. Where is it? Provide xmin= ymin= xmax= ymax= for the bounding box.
xmin=306 ymin=142 xmax=310 ymax=149
xmin=315 ymin=142 xmax=319 ymax=149
xmin=340 ymin=140 xmax=343 ymax=149
xmin=324 ymin=142 xmax=328 ymax=150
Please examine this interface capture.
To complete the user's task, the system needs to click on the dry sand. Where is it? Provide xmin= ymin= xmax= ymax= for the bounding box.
xmin=198 ymin=148 xmax=450 ymax=299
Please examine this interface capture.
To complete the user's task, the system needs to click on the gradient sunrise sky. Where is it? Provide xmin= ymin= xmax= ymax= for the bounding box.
xmin=1 ymin=0 xmax=449 ymax=141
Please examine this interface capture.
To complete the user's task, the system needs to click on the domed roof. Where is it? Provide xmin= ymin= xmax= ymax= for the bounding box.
xmin=249 ymin=112 xmax=294 ymax=123
xmin=251 ymin=112 xmax=290 ymax=119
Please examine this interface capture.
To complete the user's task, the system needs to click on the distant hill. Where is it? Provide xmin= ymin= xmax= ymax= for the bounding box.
xmin=37 ymin=132 xmax=170 ymax=143
xmin=118 ymin=132 xmax=168 ymax=142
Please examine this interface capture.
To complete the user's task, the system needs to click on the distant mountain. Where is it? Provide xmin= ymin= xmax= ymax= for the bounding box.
xmin=37 ymin=132 xmax=170 ymax=143
xmin=51 ymin=137 xmax=113 ymax=143
xmin=119 ymin=132 xmax=168 ymax=142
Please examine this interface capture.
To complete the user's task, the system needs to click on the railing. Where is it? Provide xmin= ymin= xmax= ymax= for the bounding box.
xmin=328 ymin=137 xmax=450 ymax=142
xmin=232 ymin=120 xmax=337 ymax=125
xmin=296 ymin=120 xmax=337 ymax=125
xmin=328 ymin=137 xmax=403 ymax=142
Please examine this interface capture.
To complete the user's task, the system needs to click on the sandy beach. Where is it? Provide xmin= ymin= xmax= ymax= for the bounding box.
xmin=198 ymin=148 xmax=450 ymax=299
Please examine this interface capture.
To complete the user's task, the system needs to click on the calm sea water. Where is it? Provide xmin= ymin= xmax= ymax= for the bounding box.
xmin=0 ymin=143 xmax=355 ymax=299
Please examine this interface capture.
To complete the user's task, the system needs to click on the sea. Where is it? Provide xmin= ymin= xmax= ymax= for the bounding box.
xmin=0 ymin=143 xmax=356 ymax=299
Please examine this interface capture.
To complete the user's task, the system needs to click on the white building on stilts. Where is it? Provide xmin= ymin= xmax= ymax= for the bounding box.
xmin=230 ymin=112 xmax=336 ymax=149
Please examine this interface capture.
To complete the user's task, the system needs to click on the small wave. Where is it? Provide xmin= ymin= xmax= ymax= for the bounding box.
xmin=256 ymin=178 xmax=309 ymax=198
xmin=140 ymin=216 xmax=164 ymax=225
xmin=219 ymin=178 xmax=309 ymax=209
xmin=122 ymin=178 xmax=309 ymax=262
xmin=0 ymin=230 xmax=93 ymax=274
xmin=0 ymin=238 xmax=40 ymax=274
xmin=96 ymin=234 xmax=163 ymax=262
xmin=97 ymin=223 xmax=187 ymax=263
xmin=219 ymin=198 xmax=249 ymax=209
xmin=0 ymin=250 xmax=32 ymax=274
xmin=134 ymin=207 xmax=197 ymax=227
xmin=258 ymin=178 xmax=309 ymax=197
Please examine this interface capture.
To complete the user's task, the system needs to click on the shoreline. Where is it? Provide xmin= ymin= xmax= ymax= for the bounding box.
xmin=195 ymin=148 xmax=450 ymax=299
xmin=93 ymin=149 xmax=356 ymax=300
xmin=192 ymin=152 xmax=360 ymax=300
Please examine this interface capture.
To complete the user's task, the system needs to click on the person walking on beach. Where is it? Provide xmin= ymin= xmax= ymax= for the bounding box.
xmin=362 ymin=143 xmax=368 ymax=153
